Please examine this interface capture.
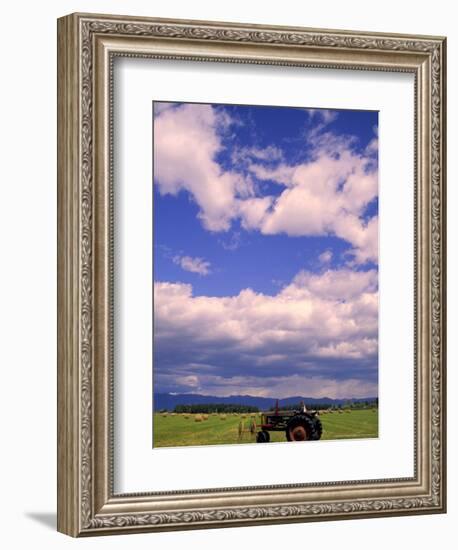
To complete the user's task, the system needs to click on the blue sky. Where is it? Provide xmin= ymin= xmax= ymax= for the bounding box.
xmin=153 ymin=101 xmax=379 ymax=399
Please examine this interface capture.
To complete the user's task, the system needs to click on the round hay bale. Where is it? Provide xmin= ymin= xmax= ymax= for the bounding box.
xmin=220 ymin=414 xmax=227 ymax=421
xmin=183 ymin=414 xmax=189 ymax=419
xmin=202 ymin=414 xmax=209 ymax=420
xmin=194 ymin=414 xmax=203 ymax=422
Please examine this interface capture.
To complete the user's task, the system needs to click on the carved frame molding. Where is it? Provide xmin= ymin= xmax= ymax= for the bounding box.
xmin=57 ymin=13 xmax=446 ymax=536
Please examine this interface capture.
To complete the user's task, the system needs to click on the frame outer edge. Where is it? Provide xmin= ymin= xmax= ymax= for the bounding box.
xmin=57 ymin=14 xmax=82 ymax=537
xmin=439 ymin=37 xmax=446 ymax=512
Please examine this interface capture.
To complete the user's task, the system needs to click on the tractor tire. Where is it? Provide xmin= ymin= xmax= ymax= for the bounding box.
xmin=286 ymin=414 xmax=321 ymax=441
xmin=312 ymin=416 xmax=323 ymax=440
xmin=256 ymin=430 xmax=270 ymax=443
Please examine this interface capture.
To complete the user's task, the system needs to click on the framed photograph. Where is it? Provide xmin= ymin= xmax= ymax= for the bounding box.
xmin=57 ymin=13 xmax=446 ymax=536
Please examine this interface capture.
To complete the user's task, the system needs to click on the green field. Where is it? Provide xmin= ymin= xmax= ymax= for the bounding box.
xmin=153 ymin=409 xmax=378 ymax=448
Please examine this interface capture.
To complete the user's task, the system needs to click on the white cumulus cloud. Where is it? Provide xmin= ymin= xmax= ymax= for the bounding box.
xmin=154 ymin=102 xmax=252 ymax=231
xmin=247 ymin=150 xmax=378 ymax=264
xmin=173 ymin=254 xmax=211 ymax=276
xmin=154 ymin=102 xmax=378 ymax=264
xmin=318 ymin=250 xmax=333 ymax=264
xmin=154 ymin=268 xmax=378 ymax=398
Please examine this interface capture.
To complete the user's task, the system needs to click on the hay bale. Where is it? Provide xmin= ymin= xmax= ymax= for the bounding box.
xmin=202 ymin=414 xmax=209 ymax=420
xmin=194 ymin=414 xmax=203 ymax=422
xmin=161 ymin=413 xmax=168 ymax=418
xmin=220 ymin=414 xmax=227 ymax=421
xmin=183 ymin=414 xmax=189 ymax=419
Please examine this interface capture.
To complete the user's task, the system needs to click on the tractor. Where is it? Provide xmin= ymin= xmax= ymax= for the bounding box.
xmin=256 ymin=400 xmax=322 ymax=443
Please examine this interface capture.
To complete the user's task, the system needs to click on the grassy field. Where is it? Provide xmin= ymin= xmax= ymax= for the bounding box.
xmin=153 ymin=409 xmax=378 ymax=448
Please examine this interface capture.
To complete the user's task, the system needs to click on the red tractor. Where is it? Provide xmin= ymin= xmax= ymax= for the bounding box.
xmin=256 ymin=400 xmax=322 ymax=443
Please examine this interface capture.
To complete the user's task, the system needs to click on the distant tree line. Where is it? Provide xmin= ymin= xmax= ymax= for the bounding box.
xmin=269 ymin=399 xmax=378 ymax=411
xmin=268 ymin=402 xmax=331 ymax=411
xmin=348 ymin=399 xmax=379 ymax=409
xmin=174 ymin=403 xmax=260 ymax=414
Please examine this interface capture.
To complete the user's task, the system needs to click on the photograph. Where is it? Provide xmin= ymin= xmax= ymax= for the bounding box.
xmin=152 ymin=101 xmax=379 ymax=448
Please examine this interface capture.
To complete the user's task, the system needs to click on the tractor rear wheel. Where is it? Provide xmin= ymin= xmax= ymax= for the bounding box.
xmin=312 ymin=416 xmax=323 ymax=440
xmin=286 ymin=414 xmax=321 ymax=441
xmin=256 ymin=430 xmax=270 ymax=443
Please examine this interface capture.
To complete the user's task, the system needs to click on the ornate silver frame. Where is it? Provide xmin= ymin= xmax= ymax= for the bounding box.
xmin=57 ymin=13 xmax=446 ymax=536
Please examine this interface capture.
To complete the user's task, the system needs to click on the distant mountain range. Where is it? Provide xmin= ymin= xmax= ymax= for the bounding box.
xmin=154 ymin=392 xmax=377 ymax=411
